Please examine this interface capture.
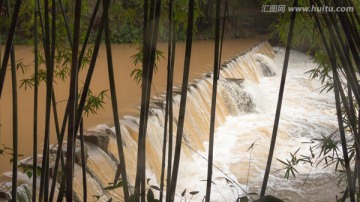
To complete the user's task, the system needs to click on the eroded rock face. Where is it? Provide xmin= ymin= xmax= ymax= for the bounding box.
xmin=50 ymin=139 xmax=89 ymax=165
xmin=82 ymin=130 xmax=110 ymax=154
xmin=255 ymin=195 xmax=285 ymax=202
xmin=0 ymin=175 xmax=33 ymax=201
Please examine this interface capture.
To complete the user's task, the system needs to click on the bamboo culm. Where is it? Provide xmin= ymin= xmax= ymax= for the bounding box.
xmin=104 ymin=9 xmax=130 ymax=200
xmin=205 ymin=0 xmax=221 ymax=200
xmin=32 ymin=0 xmax=39 ymax=200
xmin=169 ymin=0 xmax=195 ymax=200
xmin=65 ymin=0 xmax=82 ymax=200
xmin=0 ymin=0 xmax=22 ymax=97
xmin=10 ymin=22 xmax=18 ymax=202
xmin=165 ymin=0 xmax=176 ymax=198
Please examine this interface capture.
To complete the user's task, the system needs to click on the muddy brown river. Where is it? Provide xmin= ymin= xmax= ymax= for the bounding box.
xmin=0 ymin=37 xmax=265 ymax=173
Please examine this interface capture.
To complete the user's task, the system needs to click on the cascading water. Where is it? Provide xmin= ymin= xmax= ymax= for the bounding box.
xmin=0 ymin=42 xmax=343 ymax=201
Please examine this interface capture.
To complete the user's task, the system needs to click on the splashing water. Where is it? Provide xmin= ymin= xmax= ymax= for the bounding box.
xmin=174 ymin=47 xmax=344 ymax=201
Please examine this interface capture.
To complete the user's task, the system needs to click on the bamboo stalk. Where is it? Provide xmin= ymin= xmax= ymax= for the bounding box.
xmin=65 ymin=0 xmax=82 ymax=200
xmin=333 ymin=1 xmax=360 ymax=72
xmin=0 ymin=0 xmax=22 ymax=97
xmin=159 ymin=5 xmax=176 ymax=194
xmin=104 ymin=9 xmax=130 ymax=200
xmin=10 ymin=17 xmax=18 ymax=202
xmin=169 ymin=0 xmax=195 ymax=200
xmin=333 ymin=63 xmax=355 ymax=202
xmin=0 ymin=0 xmax=3 ymax=15
xmin=134 ymin=0 xmax=149 ymax=198
xmin=78 ymin=0 xmax=102 ymax=68
xmin=39 ymin=0 xmax=55 ymax=199
xmin=260 ymin=0 xmax=298 ymax=197
xmin=134 ymin=0 xmax=152 ymax=198
xmin=142 ymin=0 xmax=162 ymax=199
xmin=32 ymin=0 xmax=39 ymax=200
xmin=319 ymin=2 xmax=360 ymax=104
xmin=135 ymin=0 xmax=163 ymax=199
xmin=58 ymin=0 xmax=73 ymax=45
xmin=310 ymin=2 xmax=355 ymax=199
xmin=205 ymin=0 xmax=221 ymax=200
xmin=159 ymin=88 xmax=169 ymax=202
xmin=44 ymin=0 xmax=57 ymax=199
xmin=74 ymin=0 xmax=110 ymax=139
xmin=165 ymin=0 xmax=176 ymax=199
xmin=79 ymin=118 xmax=87 ymax=202
xmin=48 ymin=92 xmax=67 ymax=201
xmin=344 ymin=0 xmax=360 ymax=25
xmin=217 ymin=0 xmax=228 ymax=71
xmin=50 ymin=0 xmax=102 ymax=198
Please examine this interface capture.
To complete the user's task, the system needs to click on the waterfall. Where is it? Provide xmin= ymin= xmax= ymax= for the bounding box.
xmin=3 ymin=41 xmax=339 ymax=201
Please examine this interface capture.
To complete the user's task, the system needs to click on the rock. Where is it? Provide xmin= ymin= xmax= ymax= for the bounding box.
xmin=254 ymin=195 xmax=284 ymax=202
xmin=0 ymin=181 xmax=32 ymax=201
xmin=0 ymin=191 xmax=11 ymax=200
xmin=82 ymin=130 xmax=110 ymax=154
xmin=19 ymin=154 xmax=56 ymax=177
xmin=225 ymin=78 xmax=244 ymax=84
xmin=50 ymin=139 xmax=89 ymax=165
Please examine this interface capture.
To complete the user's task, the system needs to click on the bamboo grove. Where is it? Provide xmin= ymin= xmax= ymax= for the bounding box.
xmin=0 ymin=0 xmax=360 ymax=201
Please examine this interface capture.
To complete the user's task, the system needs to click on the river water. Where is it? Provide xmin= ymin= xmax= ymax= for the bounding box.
xmin=0 ymin=38 xmax=265 ymax=173
xmin=0 ymin=39 xmax=345 ymax=201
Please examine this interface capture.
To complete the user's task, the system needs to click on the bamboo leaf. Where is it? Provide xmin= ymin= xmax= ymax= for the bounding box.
xmin=150 ymin=185 xmax=161 ymax=191
xmin=181 ymin=189 xmax=186 ymax=197
xmin=189 ymin=191 xmax=199 ymax=195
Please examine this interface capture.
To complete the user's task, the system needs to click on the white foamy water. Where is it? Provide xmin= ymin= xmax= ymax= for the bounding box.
xmin=175 ymin=48 xmax=344 ymax=201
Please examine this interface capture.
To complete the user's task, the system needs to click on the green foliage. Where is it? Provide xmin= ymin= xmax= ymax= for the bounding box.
xmin=130 ymin=45 xmax=165 ymax=85
xmin=0 ymin=144 xmax=13 ymax=158
xmin=80 ymin=89 xmax=109 ymax=117
xmin=18 ymin=164 xmax=41 ymax=180
xmin=276 ymin=148 xmax=301 ymax=179
xmin=94 ymin=180 xmax=124 ymax=201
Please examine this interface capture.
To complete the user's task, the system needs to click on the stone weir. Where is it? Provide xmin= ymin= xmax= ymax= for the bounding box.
xmin=0 ymin=41 xmax=276 ymax=201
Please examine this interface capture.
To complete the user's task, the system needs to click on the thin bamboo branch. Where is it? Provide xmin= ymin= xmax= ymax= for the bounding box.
xmin=260 ymin=0 xmax=298 ymax=197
